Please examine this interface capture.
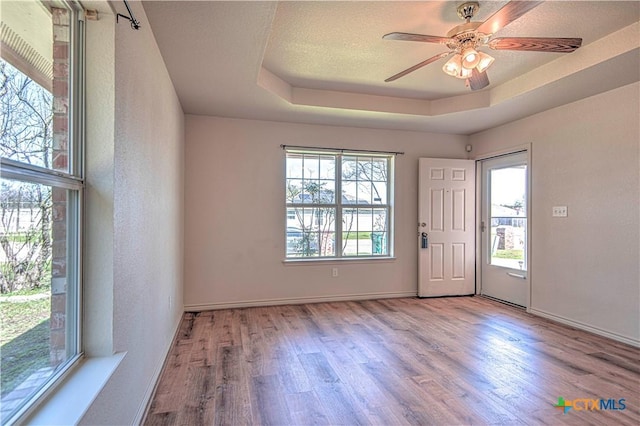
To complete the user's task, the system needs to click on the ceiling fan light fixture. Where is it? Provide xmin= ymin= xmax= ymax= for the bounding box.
xmin=461 ymin=47 xmax=480 ymax=68
xmin=442 ymin=54 xmax=463 ymax=77
xmin=476 ymin=51 xmax=495 ymax=72
xmin=458 ymin=66 xmax=473 ymax=79
xmin=443 ymin=54 xmax=474 ymax=79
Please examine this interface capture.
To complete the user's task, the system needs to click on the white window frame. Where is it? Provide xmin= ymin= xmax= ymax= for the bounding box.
xmin=0 ymin=1 xmax=84 ymax=423
xmin=285 ymin=149 xmax=394 ymax=260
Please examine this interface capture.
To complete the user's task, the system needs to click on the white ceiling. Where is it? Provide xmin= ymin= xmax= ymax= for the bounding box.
xmin=142 ymin=1 xmax=640 ymax=135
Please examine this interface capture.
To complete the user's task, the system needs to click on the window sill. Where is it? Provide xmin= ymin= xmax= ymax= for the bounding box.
xmin=283 ymin=257 xmax=396 ymax=265
xmin=22 ymin=352 xmax=125 ymax=425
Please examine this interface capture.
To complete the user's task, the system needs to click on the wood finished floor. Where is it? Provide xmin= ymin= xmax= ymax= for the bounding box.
xmin=144 ymin=296 xmax=640 ymax=425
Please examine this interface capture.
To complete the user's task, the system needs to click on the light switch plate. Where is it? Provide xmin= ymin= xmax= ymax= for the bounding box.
xmin=552 ymin=206 xmax=568 ymax=217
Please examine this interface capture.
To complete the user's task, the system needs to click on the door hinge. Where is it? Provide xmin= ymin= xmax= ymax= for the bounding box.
xmin=480 ymin=221 xmax=486 ymax=232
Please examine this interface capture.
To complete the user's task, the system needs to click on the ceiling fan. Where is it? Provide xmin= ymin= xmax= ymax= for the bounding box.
xmin=383 ymin=1 xmax=582 ymax=90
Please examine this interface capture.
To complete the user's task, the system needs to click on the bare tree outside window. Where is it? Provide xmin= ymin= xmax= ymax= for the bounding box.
xmin=1 ymin=60 xmax=54 ymax=294
xmin=1 ymin=61 xmax=53 ymax=167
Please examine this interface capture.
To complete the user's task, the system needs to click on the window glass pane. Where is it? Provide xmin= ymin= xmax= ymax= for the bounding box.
xmin=0 ymin=2 xmax=70 ymax=173
xmin=371 ymin=158 xmax=387 ymax=181
xmin=318 ymin=180 xmax=335 ymax=203
xmin=318 ymin=232 xmax=335 ymax=257
xmin=286 ymin=225 xmax=309 ymax=257
xmin=342 ymin=181 xmax=357 ymax=204
xmin=357 ymin=182 xmax=372 ymax=204
xmin=0 ymin=61 xmax=54 ymax=168
xmin=372 ymin=209 xmax=388 ymax=232
xmin=372 ymin=209 xmax=388 ymax=255
xmin=0 ymin=178 xmax=77 ymax=417
xmin=342 ymin=156 xmax=357 ymax=181
xmin=356 ymin=157 xmax=373 ymax=181
xmin=286 ymin=208 xmax=335 ymax=257
xmin=311 ymin=208 xmax=335 ymax=232
xmin=372 ymin=182 xmax=387 ymax=204
xmin=357 ymin=208 xmax=373 ymax=232
xmin=286 ymin=179 xmax=303 ymax=203
xmin=286 ymin=154 xmax=303 ymax=178
xmin=341 ymin=208 xmax=358 ymax=256
xmin=341 ymin=207 xmax=389 ymax=256
xmin=302 ymin=180 xmax=333 ymax=204
xmin=286 ymin=154 xmax=336 ymax=205
xmin=305 ymin=180 xmax=321 ymax=204
xmin=286 ymin=208 xmax=296 ymax=220
xmin=343 ymin=157 xmax=389 ymax=206
xmin=489 ymin=166 xmax=527 ymax=270
xmin=319 ymin=156 xmax=334 ymax=179
xmin=302 ymin=155 xmax=320 ymax=180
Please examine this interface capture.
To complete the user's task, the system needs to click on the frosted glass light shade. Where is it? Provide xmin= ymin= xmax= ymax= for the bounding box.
xmin=442 ymin=54 xmax=463 ymax=77
xmin=461 ymin=47 xmax=480 ymax=69
xmin=476 ymin=51 xmax=495 ymax=72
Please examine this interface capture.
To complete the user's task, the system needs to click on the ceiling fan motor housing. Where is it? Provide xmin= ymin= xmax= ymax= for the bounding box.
xmin=446 ymin=23 xmax=489 ymax=52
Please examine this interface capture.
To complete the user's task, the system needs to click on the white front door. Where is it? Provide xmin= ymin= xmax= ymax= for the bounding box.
xmin=480 ymin=152 xmax=529 ymax=307
xmin=418 ymin=158 xmax=475 ymax=297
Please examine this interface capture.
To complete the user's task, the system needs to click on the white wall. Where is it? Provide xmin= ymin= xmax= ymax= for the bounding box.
xmin=184 ymin=116 xmax=467 ymax=309
xmin=80 ymin=1 xmax=185 ymax=424
xmin=470 ymin=82 xmax=640 ymax=344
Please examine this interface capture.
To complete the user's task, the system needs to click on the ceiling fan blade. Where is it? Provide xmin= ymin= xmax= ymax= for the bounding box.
xmin=383 ymin=32 xmax=451 ymax=44
xmin=468 ymin=69 xmax=490 ymax=91
xmin=476 ymin=1 xmax=543 ymax=35
xmin=385 ymin=52 xmax=452 ymax=82
xmin=489 ymin=37 xmax=583 ymax=52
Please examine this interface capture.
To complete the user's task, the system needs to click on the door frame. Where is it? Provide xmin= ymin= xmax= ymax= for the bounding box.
xmin=474 ymin=143 xmax=532 ymax=309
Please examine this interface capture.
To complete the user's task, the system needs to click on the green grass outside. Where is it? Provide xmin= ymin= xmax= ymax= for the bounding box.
xmin=493 ymin=249 xmax=524 ymax=260
xmin=343 ymin=232 xmax=371 ymax=240
xmin=0 ymin=261 xmax=52 ymax=292
xmin=0 ymin=293 xmax=51 ymax=397
xmin=0 ymin=233 xmax=33 ymax=243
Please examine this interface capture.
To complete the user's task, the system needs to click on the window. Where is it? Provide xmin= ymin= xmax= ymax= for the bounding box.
xmin=489 ymin=164 xmax=527 ymax=270
xmin=285 ymin=150 xmax=393 ymax=259
xmin=1 ymin=1 xmax=83 ymax=423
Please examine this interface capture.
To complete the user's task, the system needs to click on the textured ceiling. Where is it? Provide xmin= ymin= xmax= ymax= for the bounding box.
xmin=143 ymin=1 xmax=640 ymax=134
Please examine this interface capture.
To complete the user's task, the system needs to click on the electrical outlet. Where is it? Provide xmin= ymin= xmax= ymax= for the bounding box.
xmin=552 ymin=206 xmax=568 ymax=217
xmin=332 ymin=268 xmax=338 ymax=277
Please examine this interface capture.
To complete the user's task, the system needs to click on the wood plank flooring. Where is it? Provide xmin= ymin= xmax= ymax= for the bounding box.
xmin=144 ymin=296 xmax=640 ymax=425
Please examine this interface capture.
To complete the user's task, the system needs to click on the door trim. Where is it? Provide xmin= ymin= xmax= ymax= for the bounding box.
xmin=474 ymin=144 xmax=532 ymax=309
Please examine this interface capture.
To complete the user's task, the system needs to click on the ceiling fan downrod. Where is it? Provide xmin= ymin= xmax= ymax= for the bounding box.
xmin=457 ymin=2 xmax=479 ymax=22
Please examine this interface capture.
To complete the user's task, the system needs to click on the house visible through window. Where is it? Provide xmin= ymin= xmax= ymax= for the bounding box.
xmin=285 ymin=150 xmax=393 ymax=258
xmin=0 ymin=1 xmax=83 ymax=423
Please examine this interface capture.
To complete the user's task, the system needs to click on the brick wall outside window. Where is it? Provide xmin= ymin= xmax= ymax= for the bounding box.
xmin=50 ymin=7 xmax=69 ymax=365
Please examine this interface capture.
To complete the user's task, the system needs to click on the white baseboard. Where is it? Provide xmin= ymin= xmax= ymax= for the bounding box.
xmin=133 ymin=316 xmax=184 ymax=424
xmin=184 ymin=291 xmax=416 ymax=311
xmin=528 ymin=307 xmax=640 ymax=348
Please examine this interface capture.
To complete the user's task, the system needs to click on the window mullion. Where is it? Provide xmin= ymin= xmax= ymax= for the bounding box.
xmin=1 ymin=159 xmax=84 ymax=190
xmin=335 ymin=153 xmax=343 ymax=257
xmin=286 ymin=203 xmax=335 ymax=208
